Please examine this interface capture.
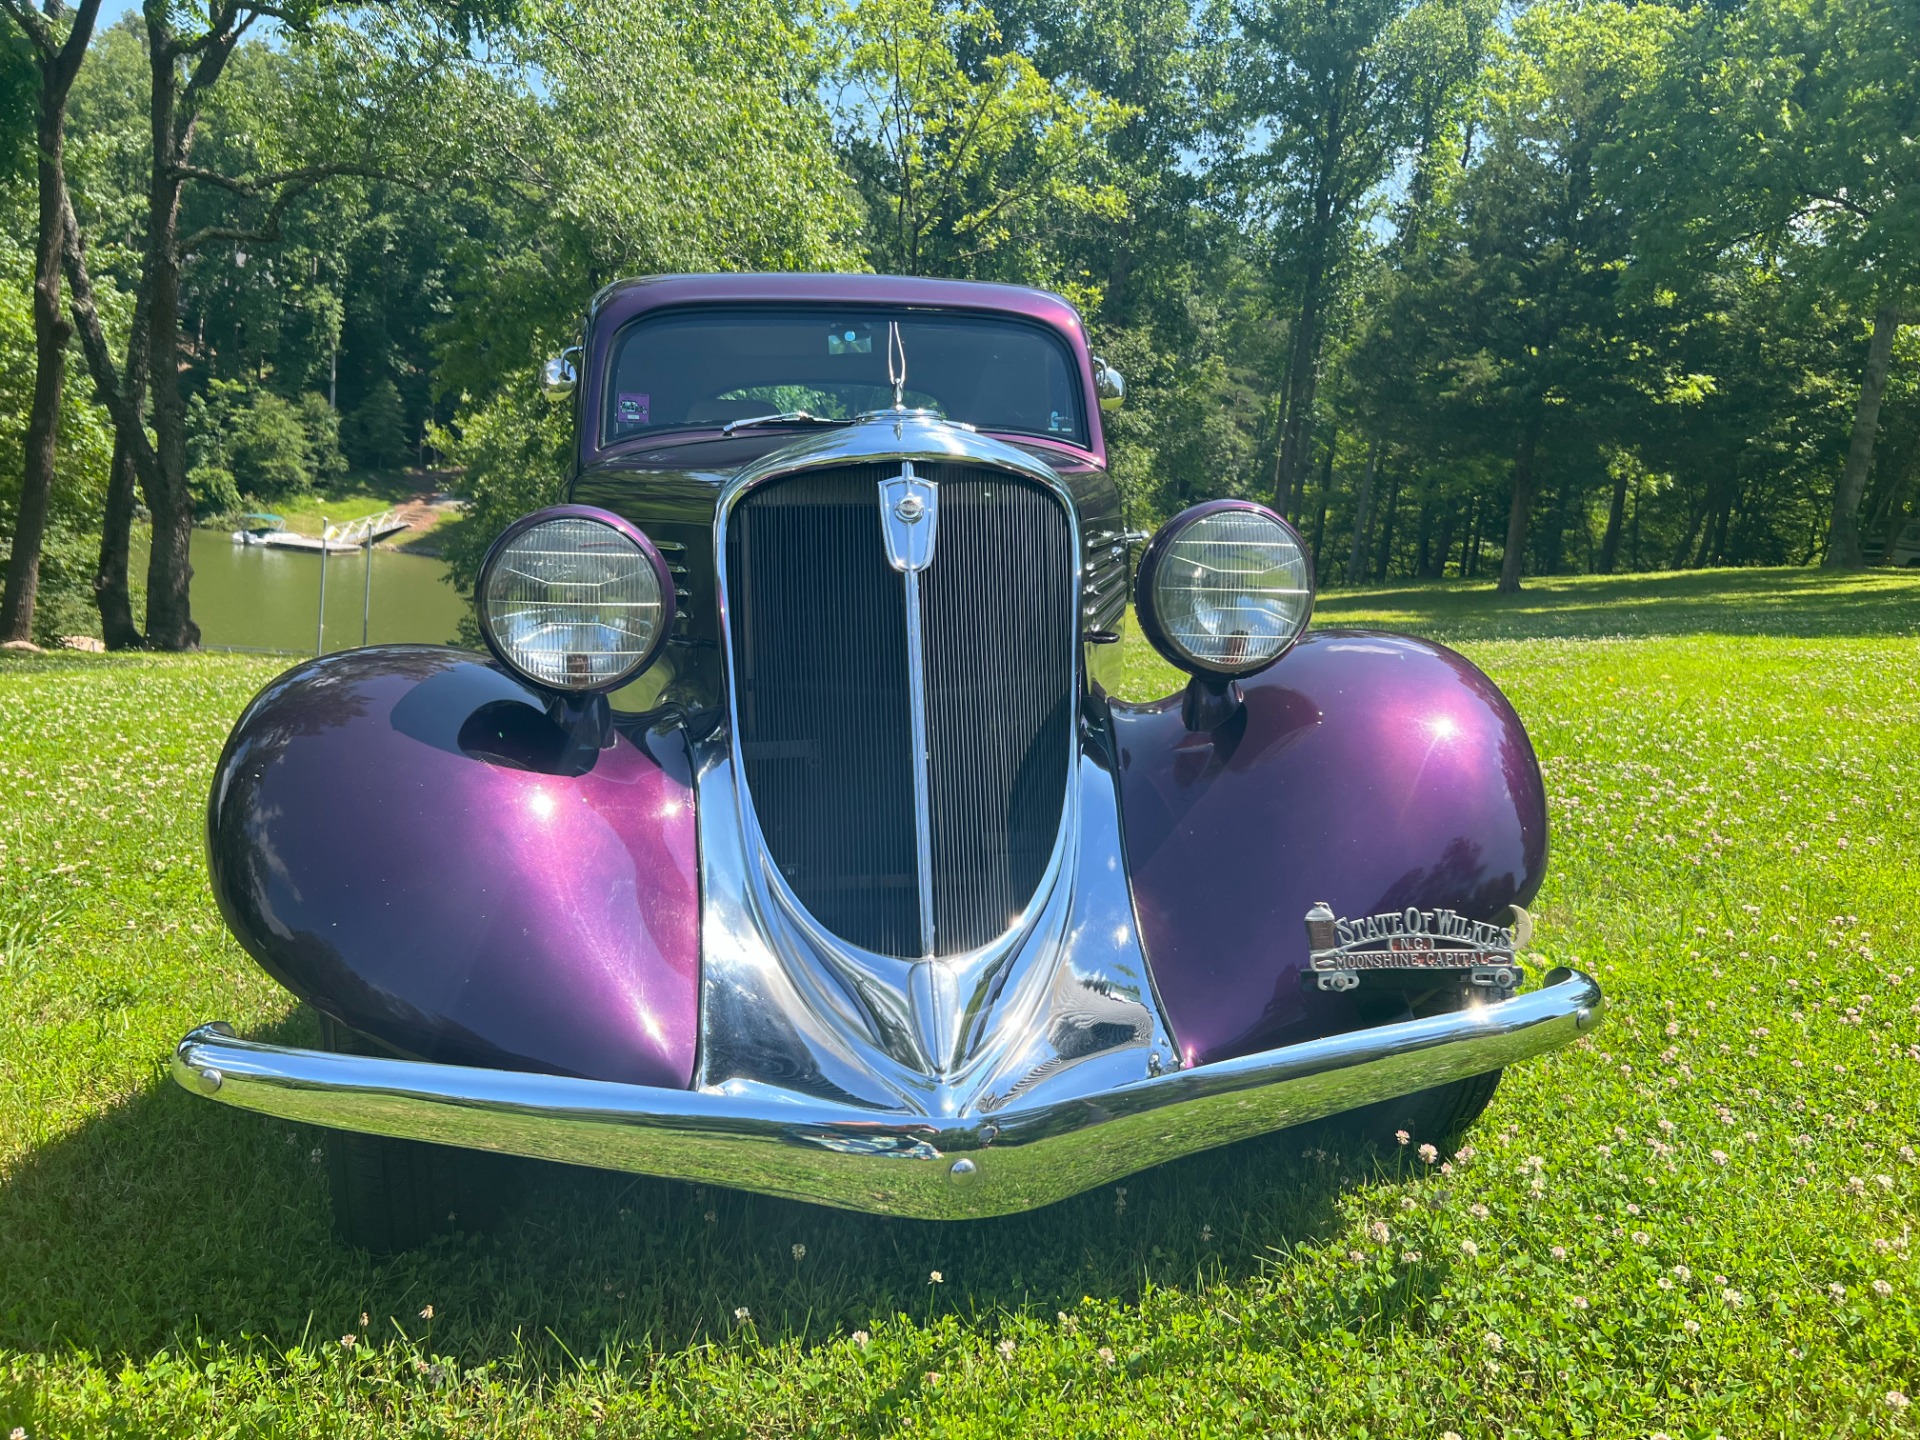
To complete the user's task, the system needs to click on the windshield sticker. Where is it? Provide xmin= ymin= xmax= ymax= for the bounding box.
xmin=616 ymin=393 xmax=650 ymax=425
xmin=827 ymin=327 xmax=872 ymax=355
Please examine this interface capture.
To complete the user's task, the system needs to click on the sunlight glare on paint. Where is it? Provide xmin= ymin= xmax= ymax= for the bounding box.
xmin=1429 ymin=714 xmax=1460 ymax=742
xmin=529 ymin=788 xmax=557 ymax=821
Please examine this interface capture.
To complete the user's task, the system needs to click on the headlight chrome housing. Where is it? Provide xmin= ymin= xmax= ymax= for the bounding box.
xmin=1135 ymin=500 xmax=1314 ymax=679
xmin=476 ymin=506 xmax=675 ymax=694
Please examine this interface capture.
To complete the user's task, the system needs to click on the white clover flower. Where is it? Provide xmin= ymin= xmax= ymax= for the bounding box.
xmin=997 ymin=1338 xmax=1017 ymax=1359
xmin=1722 ymin=1288 xmax=1743 ymax=1306
xmin=1369 ymin=1221 xmax=1391 ymax=1244
xmin=1470 ymin=1204 xmax=1491 ymax=1219
xmin=734 ymin=1307 xmax=752 ymax=1321
xmin=1570 ymin=1296 xmax=1588 ymax=1310
xmin=1632 ymin=1231 xmax=1651 ymax=1246
xmin=1550 ymin=1245 xmax=1568 ymax=1261
xmin=1097 ymin=1346 xmax=1116 ymax=1365
xmin=1710 ymin=1149 xmax=1729 ymax=1166
xmin=1482 ymin=1329 xmax=1502 ymax=1353
xmin=1888 ymin=1392 xmax=1910 ymax=1411
xmin=418 ymin=1305 xmax=433 ymax=1320
xmin=1682 ymin=1319 xmax=1700 ymax=1335
xmin=1461 ymin=1240 xmax=1479 ymax=1258
xmin=1418 ymin=1143 xmax=1439 ymax=1164
xmin=1829 ymin=1282 xmax=1847 ymax=1300
xmin=340 ymin=1334 xmax=357 ymax=1349
xmin=1873 ymin=1280 xmax=1894 ymax=1298
xmin=1395 ymin=1130 xmax=1410 ymax=1146
xmin=852 ymin=1330 xmax=870 ymax=1347
xmin=792 ymin=1244 xmax=807 ymax=1262
xmin=929 ymin=1270 xmax=943 ymax=1284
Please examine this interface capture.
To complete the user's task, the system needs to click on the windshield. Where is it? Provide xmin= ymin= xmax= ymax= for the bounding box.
xmin=602 ymin=308 xmax=1086 ymax=446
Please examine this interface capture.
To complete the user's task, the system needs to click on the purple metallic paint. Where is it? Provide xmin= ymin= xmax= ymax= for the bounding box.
xmin=207 ymin=646 xmax=700 ymax=1087
xmin=1111 ymin=630 xmax=1549 ymax=1069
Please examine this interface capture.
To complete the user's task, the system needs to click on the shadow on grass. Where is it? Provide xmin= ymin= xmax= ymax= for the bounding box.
xmin=1312 ymin=566 xmax=1920 ymax=641
xmin=0 ymin=1006 xmax=1410 ymax=1368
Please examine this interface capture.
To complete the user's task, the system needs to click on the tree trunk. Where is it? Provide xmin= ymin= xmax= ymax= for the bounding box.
xmin=93 ymin=432 xmax=142 ymax=648
xmin=137 ymin=17 xmax=199 ymax=649
xmin=1274 ymin=193 xmax=1333 ymax=513
xmin=1597 ymin=465 xmax=1628 ymax=574
xmin=1432 ymin=502 xmax=1456 ymax=580
xmin=1412 ymin=488 xmax=1434 ymax=578
xmin=1497 ymin=420 xmax=1540 ymax=594
xmin=0 ymin=55 xmax=83 ymax=643
xmin=1372 ymin=466 xmax=1401 ymax=581
xmin=1309 ymin=428 xmax=1336 ymax=576
xmin=1824 ymin=302 xmax=1901 ymax=568
xmin=1345 ymin=440 xmax=1381 ymax=585
xmin=1459 ymin=495 xmax=1479 ymax=578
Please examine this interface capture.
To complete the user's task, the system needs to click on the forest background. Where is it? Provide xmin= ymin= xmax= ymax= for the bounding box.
xmin=0 ymin=0 xmax=1915 ymax=649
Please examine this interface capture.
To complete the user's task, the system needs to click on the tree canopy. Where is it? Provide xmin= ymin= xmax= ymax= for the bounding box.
xmin=1 ymin=0 xmax=1914 ymax=644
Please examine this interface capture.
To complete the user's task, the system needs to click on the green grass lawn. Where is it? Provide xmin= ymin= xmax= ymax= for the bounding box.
xmin=2 ymin=566 xmax=1917 ymax=1436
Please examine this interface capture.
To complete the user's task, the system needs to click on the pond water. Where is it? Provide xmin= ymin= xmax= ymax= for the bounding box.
xmin=133 ymin=528 xmax=472 ymax=654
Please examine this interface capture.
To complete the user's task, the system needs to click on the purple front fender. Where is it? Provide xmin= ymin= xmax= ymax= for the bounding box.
xmin=207 ymin=647 xmax=700 ymax=1088
xmin=1113 ymin=631 xmax=1549 ymax=1068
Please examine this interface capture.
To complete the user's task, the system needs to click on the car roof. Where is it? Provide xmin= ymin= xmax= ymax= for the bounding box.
xmin=587 ymin=273 xmax=1087 ymax=341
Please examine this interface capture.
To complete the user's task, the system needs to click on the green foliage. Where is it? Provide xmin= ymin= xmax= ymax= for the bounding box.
xmin=185 ymin=380 xmax=345 ymax=510
xmin=429 ymin=384 xmax=571 ymax=602
xmin=3 ymin=574 xmax=1918 ymax=1432
xmin=0 ymin=21 xmax=33 ymax=182
xmin=342 ymin=377 xmax=407 ymax=471
xmin=835 ymin=0 xmax=1128 ymax=292
xmin=0 ymin=196 xmax=118 ymax=643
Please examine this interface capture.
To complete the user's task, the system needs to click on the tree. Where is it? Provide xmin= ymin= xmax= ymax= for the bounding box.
xmin=1617 ymin=0 xmax=1919 ymax=567
xmin=1228 ymin=0 xmax=1490 ymax=515
xmin=836 ymin=0 xmax=1125 ymax=285
xmin=0 ymin=0 xmax=103 ymax=644
xmin=59 ymin=2 xmax=452 ymax=649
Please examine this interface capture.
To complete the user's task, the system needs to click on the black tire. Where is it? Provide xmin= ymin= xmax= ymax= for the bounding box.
xmin=1318 ymin=983 xmax=1505 ymax=1153
xmin=1333 ymin=1065 xmax=1503 ymax=1152
xmin=317 ymin=1015 xmax=510 ymax=1254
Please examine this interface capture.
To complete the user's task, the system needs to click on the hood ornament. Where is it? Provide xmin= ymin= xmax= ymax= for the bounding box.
xmin=887 ymin=319 xmax=908 ymax=410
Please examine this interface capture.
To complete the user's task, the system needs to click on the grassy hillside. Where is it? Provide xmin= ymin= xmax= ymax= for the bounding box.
xmin=2 ymin=568 xmax=1917 ymax=1436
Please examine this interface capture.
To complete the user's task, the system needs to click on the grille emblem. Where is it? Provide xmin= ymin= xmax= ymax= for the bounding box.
xmin=878 ymin=462 xmax=939 ymax=573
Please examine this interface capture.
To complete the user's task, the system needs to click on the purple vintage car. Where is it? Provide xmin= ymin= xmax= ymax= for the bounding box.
xmin=174 ymin=274 xmax=1602 ymax=1249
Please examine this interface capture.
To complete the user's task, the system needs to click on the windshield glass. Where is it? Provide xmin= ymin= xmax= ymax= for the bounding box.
xmin=602 ymin=308 xmax=1086 ymax=446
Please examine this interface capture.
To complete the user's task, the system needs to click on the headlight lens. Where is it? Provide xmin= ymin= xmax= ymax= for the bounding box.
xmin=1136 ymin=501 xmax=1313 ymax=677
xmin=477 ymin=507 xmax=674 ymax=692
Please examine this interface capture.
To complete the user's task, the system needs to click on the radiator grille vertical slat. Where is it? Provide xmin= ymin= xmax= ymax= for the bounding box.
xmin=728 ymin=462 xmax=1075 ymax=959
xmin=727 ymin=472 xmax=921 ymax=956
xmin=921 ymin=477 xmax=1075 ymax=951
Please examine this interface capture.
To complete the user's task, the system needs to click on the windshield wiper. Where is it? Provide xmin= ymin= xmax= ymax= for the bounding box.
xmin=720 ymin=411 xmax=854 ymax=437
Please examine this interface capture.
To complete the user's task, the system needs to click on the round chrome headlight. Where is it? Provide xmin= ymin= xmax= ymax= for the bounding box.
xmin=476 ymin=506 xmax=675 ymax=693
xmin=1135 ymin=501 xmax=1314 ymax=678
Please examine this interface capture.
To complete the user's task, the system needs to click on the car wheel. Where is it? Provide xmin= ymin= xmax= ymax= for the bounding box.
xmin=1318 ymin=984 xmax=1505 ymax=1152
xmin=316 ymin=1015 xmax=510 ymax=1253
xmin=1334 ymin=1065 xmax=1503 ymax=1151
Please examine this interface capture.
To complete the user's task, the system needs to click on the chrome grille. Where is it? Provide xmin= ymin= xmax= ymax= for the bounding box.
xmin=727 ymin=462 xmax=1076 ymax=958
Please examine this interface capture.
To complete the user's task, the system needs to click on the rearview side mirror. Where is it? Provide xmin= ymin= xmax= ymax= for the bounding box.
xmin=1091 ymin=355 xmax=1125 ymax=411
xmin=541 ymin=346 xmax=582 ymax=402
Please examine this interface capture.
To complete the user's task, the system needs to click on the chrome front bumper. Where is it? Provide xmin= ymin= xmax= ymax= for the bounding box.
xmin=174 ymin=969 xmax=1602 ymax=1219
